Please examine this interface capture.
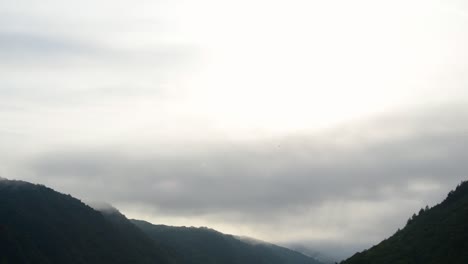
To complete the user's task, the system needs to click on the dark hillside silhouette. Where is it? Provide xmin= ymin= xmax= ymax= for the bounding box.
xmin=342 ymin=181 xmax=468 ymax=264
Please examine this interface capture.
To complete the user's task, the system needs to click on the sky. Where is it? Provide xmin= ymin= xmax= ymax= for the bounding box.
xmin=1 ymin=0 xmax=468 ymax=261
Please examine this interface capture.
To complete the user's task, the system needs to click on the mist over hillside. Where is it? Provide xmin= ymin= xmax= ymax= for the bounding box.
xmin=0 ymin=178 xmax=324 ymax=264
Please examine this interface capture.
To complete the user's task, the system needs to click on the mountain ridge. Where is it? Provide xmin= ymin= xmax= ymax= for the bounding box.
xmin=131 ymin=218 xmax=323 ymax=264
xmin=0 ymin=178 xmax=174 ymax=264
xmin=0 ymin=178 xmax=324 ymax=264
xmin=341 ymin=181 xmax=468 ymax=264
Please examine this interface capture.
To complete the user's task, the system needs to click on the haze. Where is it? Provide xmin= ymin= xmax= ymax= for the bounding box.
xmin=1 ymin=0 xmax=468 ymax=260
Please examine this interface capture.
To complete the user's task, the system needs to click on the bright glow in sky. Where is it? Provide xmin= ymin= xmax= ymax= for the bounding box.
xmin=169 ymin=0 xmax=468 ymax=137
xmin=2 ymin=0 xmax=467 ymax=141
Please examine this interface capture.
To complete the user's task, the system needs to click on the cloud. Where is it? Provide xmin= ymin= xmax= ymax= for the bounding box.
xmin=15 ymin=103 xmax=466 ymax=247
xmin=0 ymin=30 xmax=192 ymax=67
xmin=0 ymin=31 xmax=98 ymax=58
xmin=0 ymin=13 xmax=195 ymax=119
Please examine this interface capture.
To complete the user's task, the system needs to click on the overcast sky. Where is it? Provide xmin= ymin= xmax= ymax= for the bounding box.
xmin=1 ymin=0 xmax=468 ymax=261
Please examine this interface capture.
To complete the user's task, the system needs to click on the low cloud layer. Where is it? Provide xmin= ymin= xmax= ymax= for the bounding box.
xmin=5 ymin=104 xmax=463 ymax=255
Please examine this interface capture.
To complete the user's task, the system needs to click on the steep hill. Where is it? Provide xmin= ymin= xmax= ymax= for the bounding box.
xmin=0 ymin=179 xmax=173 ymax=264
xmin=0 ymin=178 xmax=324 ymax=264
xmin=132 ymin=219 xmax=324 ymax=264
xmin=342 ymin=181 xmax=468 ymax=264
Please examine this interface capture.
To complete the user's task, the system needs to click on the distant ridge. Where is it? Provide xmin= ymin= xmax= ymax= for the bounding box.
xmin=132 ymin=219 xmax=324 ymax=264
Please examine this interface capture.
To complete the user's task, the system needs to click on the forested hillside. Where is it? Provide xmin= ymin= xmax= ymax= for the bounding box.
xmin=0 ymin=179 xmax=173 ymax=264
xmin=0 ymin=178 xmax=323 ymax=264
xmin=132 ymin=219 xmax=323 ymax=264
xmin=342 ymin=181 xmax=468 ymax=264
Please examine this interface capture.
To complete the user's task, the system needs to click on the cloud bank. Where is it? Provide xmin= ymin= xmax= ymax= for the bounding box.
xmin=8 ymin=104 xmax=464 ymax=251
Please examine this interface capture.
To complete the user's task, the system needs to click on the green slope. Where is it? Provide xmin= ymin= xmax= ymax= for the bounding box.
xmin=0 ymin=178 xmax=325 ymax=264
xmin=132 ymin=219 xmax=324 ymax=264
xmin=342 ymin=181 xmax=468 ymax=264
xmin=0 ymin=179 xmax=173 ymax=264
